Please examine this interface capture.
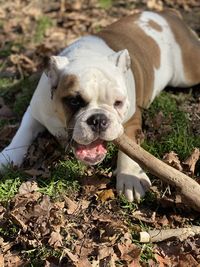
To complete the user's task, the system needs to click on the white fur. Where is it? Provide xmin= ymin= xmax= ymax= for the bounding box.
xmin=117 ymin=151 xmax=151 ymax=201
xmin=0 ymin=107 xmax=44 ymax=169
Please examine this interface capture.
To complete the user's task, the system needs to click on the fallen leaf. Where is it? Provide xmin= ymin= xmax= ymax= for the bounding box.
xmin=24 ymin=168 xmax=49 ymax=177
xmin=0 ymin=97 xmax=14 ymax=118
xmin=98 ymin=246 xmax=115 ymax=260
xmin=154 ymin=253 xmax=172 ymax=267
xmin=3 ymin=252 xmax=25 ymax=267
xmin=64 ymin=196 xmax=78 ymax=214
xmin=0 ymin=254 xmax=4 ymax=267
xmin=147 ymin=0 xmax=163 ymax=10
xmin=18 ymin=181 xmax=39 ymax=195
xmin=9 ymin=212 xmax=27 ymax=232
xmin=163 ymin=151 xmax=183 ymax=171
xmin=183 ymin=148 xmax=200 ymax=175
xmin=76 ymin=257 xmax=92 ymax=267
xmin=64 ymin=248 xmax=78 ymax=263
xmin=116 ymin=242 xmax=140 ymax=263
xmin=97 ymin=189 xmax=115 ymax=203
xmin=178 ymin=253 xmax=199 ymax=267
xmin=48 ymin=231 xmax=63 ymax=248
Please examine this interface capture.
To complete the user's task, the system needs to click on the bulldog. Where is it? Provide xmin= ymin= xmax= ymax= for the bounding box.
xmin=0 ymin=10 xmax=199 ymax=202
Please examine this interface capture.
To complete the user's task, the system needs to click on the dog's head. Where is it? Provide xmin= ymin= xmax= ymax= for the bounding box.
xmin=45 ymin=49 xmax=133 ymax=165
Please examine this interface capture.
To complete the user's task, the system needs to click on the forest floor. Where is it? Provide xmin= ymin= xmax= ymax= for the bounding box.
xmin=0 ymin=0 xmax=200 ymax=266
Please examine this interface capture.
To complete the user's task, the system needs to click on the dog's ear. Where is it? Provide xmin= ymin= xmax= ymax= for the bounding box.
xmin=45 ymin=56 xmax=69 ymax=89
xmin=108 ymin=49 xmax=131 ymax=73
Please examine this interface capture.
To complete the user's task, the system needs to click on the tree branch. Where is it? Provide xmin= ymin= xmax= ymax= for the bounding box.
xmin=114 ymin=134 xmax=200 ymax=212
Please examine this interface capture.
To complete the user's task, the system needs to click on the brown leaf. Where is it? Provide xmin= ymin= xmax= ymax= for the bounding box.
xmin=10 ymin=211 xmax=28 ymax=232
xmin=64 ymin=248 xmax=78 ymax=263
xmin=147 ymin=0 xmax=163 ymax=10
xmin=0 ymin=97 xmax=14 ymax=119
xmin=178 ymin=253 xmax=199 ymax=267
xmin=81 ymin=175 xmax=110 ymax=196
xmin=98 ymin=246 xmax=115 ymax=261
xmin=183 ymin=148 xmax=200 ymax=175
xmin=116 ymin=242 xmax=140 ymax=263
xmin=76 ymin=257 xmax=92 ymax=267
xmin=163 ymin=151 xmax=183 ymax=171
xmin=97 ymin=189 xmax=115 ymax=203
xmin=0 ymin=254 xmax=4 ymax=267
xmin=64 ymin=196 xmax=78 ymax=214
xmin=24 ymin=168 xmax=48 ymax=177
xmin=154 ymin=253 xmax=172 ymax=267
xmin=152 ymin=111 xmax=164 ymax=128
xmin=4 ymin=252 xmax=25 ymax=267
xmin=48 ymin=231 xmax=63 ymax=248
xmin=0 ymin=124 xmax=17 ymax=142
xmin=18 ymin=181 xmax=39 ymax=195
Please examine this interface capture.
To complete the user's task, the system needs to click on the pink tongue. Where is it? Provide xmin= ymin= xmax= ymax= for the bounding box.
xmin=75 ymin=140 xmax=107 ymax=163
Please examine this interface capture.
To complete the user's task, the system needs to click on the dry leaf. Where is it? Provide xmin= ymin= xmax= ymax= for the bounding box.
xmin=18 ymin=181 xmax=39 ymax=195
xmin=183 ymin=148 xmax=200 ymax=175
xmin=76 ymin=257 xmax=92 ymax=267
xmin=64 ymin=248 xmax=78 ymax=263
xmin=48 ymin=231 xmax=63 ymax=248
xmin=0 ymin=97 xmax=14 ymax=118
xmin=0 ymin=254 xmax=4 ymax=267
xmin=116 ymin=242 xmax=140 ymax=263
xmin=97 ymin=189 xmax=115 ymax=203
xmin=98 ymin=246 xmax=115 ymax=260
xmin=178 ymin=253 xmax=199 ymax=267
xmin=163 ymin=151 xmax=183 ymax=171
xmin=147 ymin=0 xmax=163 ymax=10
xmin=64 ymin=196 xmax=78 ymax=214
xmin=4 ymin=252 xmax=25 ymax=267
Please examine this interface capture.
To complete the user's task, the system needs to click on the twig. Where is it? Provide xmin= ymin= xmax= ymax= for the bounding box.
xmin=140 ymin=226 xmax=200 ymax=243
xmin=114 ymin=134 xmax=200 ymax=212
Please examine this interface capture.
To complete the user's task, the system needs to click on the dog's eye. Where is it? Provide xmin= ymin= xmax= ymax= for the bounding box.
xmin=114 ymin=100 xmax=123 ymax=108
xmin=63 ymin=95 xmax=86 ymax=110
xmin=69 ymin=98 xmax=81 ymax=106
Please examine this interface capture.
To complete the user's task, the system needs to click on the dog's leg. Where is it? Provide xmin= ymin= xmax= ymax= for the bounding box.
xmin=0 ymin=106 xmax=44 ymax=170
xmin=116 ymin=107 xmax=151 ymax=201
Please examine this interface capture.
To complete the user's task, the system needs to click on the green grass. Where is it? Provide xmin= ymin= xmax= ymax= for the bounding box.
xmin=99 ymin=0 xmax=112 ymax=9
xmin=34 ymin=17 xmax=53 ymax=43
xmin=37 ymin=159 xmax=84 ymax=197
xmin=0 ymin=168 xmax=26 ymax=202
xmin=22 ymin=246 xmax=62 ymax=267
xmin=0 ymin=74 xmax=40 ymax=117
xmin=139 ymin=243 xmax=156 ymax=264
xmin=0 ymin=158 xmax=84 ymax=202
xmin=142 ymin=91 xmax=200 ymax=160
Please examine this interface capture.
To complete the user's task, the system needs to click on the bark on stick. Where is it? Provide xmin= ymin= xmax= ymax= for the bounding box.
xmin=140 ymin=226 xmax=200 ymax=243
xmin=114 ymin=134 xmax=200 ymax=212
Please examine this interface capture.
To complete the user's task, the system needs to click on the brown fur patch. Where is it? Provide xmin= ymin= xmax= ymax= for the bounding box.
xmin=161 ymin=10 xmax=200 ymax=84
xmin=57 ymin=74 xmax=78 ymax=98
xmin=96 ymin=12 xmax=161 ymax=142
xmin=148 ymin=19 xmax=163 ymax=32
xmin=96 ymin=13 xmax=161 ymax=109
xmin=124 ymin=107 xmax=144 ymax=144
xmin=53 ymin=74 xmax=79 ymax=125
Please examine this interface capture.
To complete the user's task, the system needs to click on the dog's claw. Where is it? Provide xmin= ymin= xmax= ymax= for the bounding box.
xmin=116 ymin=172 xmax=151 ymax=202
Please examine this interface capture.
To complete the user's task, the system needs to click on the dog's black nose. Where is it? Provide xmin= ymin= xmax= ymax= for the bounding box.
xmin=87 ymin=113 xmax=109 ymax=132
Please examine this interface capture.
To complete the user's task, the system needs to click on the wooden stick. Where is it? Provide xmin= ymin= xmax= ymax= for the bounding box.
xmin=140 ymin=226 xmax=200 ymax=243
xmin=114 ymin=134 xmax=200 ymax=212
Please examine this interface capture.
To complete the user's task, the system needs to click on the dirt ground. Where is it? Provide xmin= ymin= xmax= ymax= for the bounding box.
xmin=0 ymin=0 xmax=200 ymax=266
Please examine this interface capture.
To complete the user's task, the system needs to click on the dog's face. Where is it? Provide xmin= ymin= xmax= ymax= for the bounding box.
xmin=46 ymin=50 xmax=132 ymax=165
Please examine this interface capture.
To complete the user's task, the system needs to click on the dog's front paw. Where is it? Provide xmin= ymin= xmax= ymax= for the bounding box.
xmin=0 ymin=148 xmax=24 ymax=170
xmin=116 ymin=171 xmax=151 ymax=202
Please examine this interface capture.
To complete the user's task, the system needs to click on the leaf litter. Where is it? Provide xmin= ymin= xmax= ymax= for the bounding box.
xmin=0 ymin=0 xmax=200 ymax=266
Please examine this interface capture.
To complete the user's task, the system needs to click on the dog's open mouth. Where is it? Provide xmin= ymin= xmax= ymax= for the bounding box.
xmin=73 ymin=139 xmax=107 ymax=165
